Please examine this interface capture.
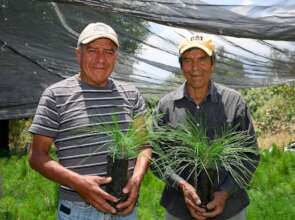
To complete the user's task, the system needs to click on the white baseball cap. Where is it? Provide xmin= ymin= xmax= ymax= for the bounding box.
xmin=77 ymin=22 xmax=119 ymax=48
xmin=178 ymin=34 xmax=215 ymax=56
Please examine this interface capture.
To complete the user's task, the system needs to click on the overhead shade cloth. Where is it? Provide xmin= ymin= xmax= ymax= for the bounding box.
xmin=40 ymin=0 xmax=295 ymax=41
xmin=0 ymin=0 xmax=295 ymax=119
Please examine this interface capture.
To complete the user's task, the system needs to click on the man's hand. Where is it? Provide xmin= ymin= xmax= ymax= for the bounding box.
xmin=202 ymin=191 xmax=229 ymax=219
xmin=179 ymin=180 xmax=207 ymax=220
xmin=115 ymin=147 xmax=152 ymax=215
xmin=72 ymin=175 xmax=118 ymax=214
xmin=116 ymin=175 xmax=141 ymax=215
xmin=29 ymin=135 xmax=118 ymax=214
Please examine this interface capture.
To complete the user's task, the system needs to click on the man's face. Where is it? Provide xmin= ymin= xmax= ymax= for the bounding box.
xmin=76 ymin=38 xmax=118 ymax=87
xmin=181 ymin=48 xmax=214 ymax=90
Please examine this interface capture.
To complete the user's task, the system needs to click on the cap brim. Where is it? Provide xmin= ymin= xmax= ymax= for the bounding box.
xmin=80 ymin=34 xmax=119 ymax=47
xmin=180 ymin=43 xmax=212 ymax=56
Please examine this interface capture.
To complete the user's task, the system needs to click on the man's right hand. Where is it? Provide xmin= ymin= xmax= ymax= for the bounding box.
xmin=72 ymin=175 xmax=118 ymax=214
xmin=29 ymin=135 xmax=118 ymax=214
xmin=179 ymin=180 xmax=207 ymax=220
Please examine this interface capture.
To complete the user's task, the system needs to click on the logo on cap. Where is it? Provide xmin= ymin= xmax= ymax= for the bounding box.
xmin=190 ymin=35 xmax=203 ymax=41
xmin=178 ymin=34 xmax=215 ymax=56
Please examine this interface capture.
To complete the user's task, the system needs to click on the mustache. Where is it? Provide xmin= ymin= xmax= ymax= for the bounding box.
xmin=189 ymin=71 xmax=204 ymax=76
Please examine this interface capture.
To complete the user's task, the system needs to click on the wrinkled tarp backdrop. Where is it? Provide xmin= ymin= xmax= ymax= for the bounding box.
xmin=0 ymin=0 xmax=295 ymax=120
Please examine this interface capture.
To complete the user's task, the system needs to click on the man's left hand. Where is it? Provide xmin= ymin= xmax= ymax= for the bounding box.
xmin=116 ymin=175 xmax=141 ymax=215
xmin=202 ymin=191 xmax=229 ymax=219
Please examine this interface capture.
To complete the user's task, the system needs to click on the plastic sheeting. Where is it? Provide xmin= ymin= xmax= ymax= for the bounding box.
xmin=44 ymin=0 xmax=295 ymax=41
xmin=0 ymin=0 xmax=295 ymax=119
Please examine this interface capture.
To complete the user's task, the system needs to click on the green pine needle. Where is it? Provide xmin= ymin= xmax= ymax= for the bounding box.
xmin=151 ymin=114 xmax=259 ymax=188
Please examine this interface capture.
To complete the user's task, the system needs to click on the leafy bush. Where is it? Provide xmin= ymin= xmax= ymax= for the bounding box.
xmin=8 ymin=118 xmax=32 ymax=153
xmin=241 ymin=84 xmax=295 ymax=135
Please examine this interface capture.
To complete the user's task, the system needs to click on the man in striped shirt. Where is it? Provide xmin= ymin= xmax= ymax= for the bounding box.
xmin=29 ymin=22 xmax=151 ymax=220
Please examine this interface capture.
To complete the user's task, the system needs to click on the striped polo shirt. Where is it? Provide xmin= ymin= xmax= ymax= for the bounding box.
xmin=29 ymin=75 xmax=146 ymax=201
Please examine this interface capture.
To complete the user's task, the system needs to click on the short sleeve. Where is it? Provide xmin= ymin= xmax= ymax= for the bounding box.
xmin=29 ymin=88 xmax=60 ymax=138
xmin=133 ymin=88 xmax=146 ymax=117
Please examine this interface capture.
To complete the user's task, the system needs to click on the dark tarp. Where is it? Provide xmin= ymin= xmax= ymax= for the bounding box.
xmin=40 ymin=0 xmax=295 ymax=41
xmin=0 ymin=0 xmax=295 ymax=119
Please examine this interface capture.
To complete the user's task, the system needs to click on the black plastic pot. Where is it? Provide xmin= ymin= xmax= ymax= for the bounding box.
xmin=196 ymin=169 xmax=216 ymax=210
xmin=106 ymin=155 xmax=129 ymax=208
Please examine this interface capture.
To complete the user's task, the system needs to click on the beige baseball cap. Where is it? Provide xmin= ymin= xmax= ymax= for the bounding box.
xmin=178 ymin=34 xmax=215 ymax=56
xmin=77 ymin=22 xmax=119 ymax=48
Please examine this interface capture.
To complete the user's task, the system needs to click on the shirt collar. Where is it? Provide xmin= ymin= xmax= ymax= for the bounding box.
xmin=173 ymin=82 xmax=186 ymax=101
xmin=76 ymin=73 xmax=114 ymax=90
xmin=173 ymin=80 xmax=219 ymax=103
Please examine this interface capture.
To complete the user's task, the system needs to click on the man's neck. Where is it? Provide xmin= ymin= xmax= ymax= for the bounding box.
xmin=78 ymin=72 xmax=109 ymax=88
xmin=186 ymin=84 xmax=209 ymax=105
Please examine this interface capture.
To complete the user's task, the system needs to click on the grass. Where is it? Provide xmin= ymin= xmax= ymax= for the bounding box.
xmin=0 ymin=155 xmax=58 ymax=220
xmin=248 ymin=147 xmax=295 ymax=220
xmin=0 ymin=147 xmax=294 ymax=220
xmin=138 ymin=172 xmax=165 ymax=220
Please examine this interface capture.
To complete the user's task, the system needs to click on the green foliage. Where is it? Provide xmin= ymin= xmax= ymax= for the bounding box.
xmin=0 ymin=148 xmax=294 ymax=219
xmin=8 ymin=119 xmax=32 ymax=152
xmin=1 ymin=84 xmax=294 ymax=219
xmin=97 ymin=116 xmax=148 ymax=160
xmin=145 ymin=96 xmax=160 ymax=110
xmin=241 ymin=84 xmax=295 ymax=135
xmin=248 ymin=146 xmax=295 ymax=220
xmin=138 ymin=172 xmax=165 ymax=220
xmin=0 ymin=156 xmax=58 ymax=220
xmin=152 ymin=116 xmax=258 ymax=188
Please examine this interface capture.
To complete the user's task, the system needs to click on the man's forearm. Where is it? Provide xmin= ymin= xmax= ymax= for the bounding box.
xmin=29 ymin=152 xmax=83 ymax=190
xmin=132 ymin=147 xmax=152 ymax=182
